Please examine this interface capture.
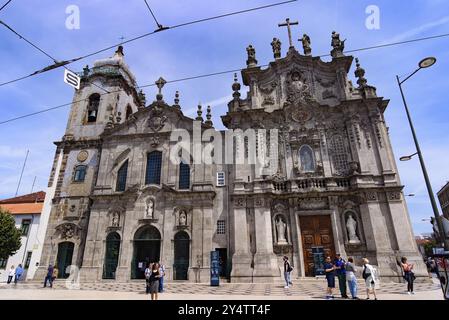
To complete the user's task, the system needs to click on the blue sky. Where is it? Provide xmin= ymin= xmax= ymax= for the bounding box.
xmin=1 ymin=0 xmax=448 ymax=235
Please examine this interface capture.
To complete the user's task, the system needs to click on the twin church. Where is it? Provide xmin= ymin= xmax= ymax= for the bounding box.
xmin=34 ymin=21 xmax=426 ymax=283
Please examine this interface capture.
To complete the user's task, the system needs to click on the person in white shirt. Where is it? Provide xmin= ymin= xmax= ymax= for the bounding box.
xmin=362 ymin=258 xmax=378 ymax=300
xmin=7 ymin=265 xmax=15 ymax=284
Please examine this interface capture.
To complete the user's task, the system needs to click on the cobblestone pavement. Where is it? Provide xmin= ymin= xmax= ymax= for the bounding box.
xmin=0 ymin=277 xmax=443 ymax=300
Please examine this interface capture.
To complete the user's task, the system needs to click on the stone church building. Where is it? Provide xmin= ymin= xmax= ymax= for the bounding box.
xmin=35 ymin=27 xmax=426 ymax=283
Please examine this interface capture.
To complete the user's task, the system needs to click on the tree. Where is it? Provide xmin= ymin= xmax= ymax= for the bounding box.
xmin=0 ymin=208 xmax=22 ymax=260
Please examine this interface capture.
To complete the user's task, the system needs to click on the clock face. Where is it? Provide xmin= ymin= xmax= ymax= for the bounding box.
xmin=77 ymin=150 xmax=89 ymax=162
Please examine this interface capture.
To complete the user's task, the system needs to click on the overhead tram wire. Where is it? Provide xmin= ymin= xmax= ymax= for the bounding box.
xmin=0 ymin=0 xmax=13 ymax=12
xmin=143 ymin=0 xmax=165 ymax=30
xmin=0 ymin=20 xmax=111 ymax=93
xmin=0 ymin=0 xmax=298 ymax=88
xmin=2 ymin=30 xmax=449 ymax=126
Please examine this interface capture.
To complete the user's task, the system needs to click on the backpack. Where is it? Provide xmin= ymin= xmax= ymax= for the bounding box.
xmin=286 ymin=261 xmax=293 ymax=273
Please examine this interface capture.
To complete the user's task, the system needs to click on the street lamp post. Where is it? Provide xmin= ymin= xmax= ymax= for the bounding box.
xmin=396 ymin=57 xmax=449 ymax=251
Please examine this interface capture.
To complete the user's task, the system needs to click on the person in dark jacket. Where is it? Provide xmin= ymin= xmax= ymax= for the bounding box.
xmin=43 ymin=264 xmax=54 ymax=288
xmin=334 ymin=253 xmax=349 ymax=298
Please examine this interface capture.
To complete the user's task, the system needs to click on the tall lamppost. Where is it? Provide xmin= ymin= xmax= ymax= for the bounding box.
xmin=396 ymin=57 xmax=449 ymax=251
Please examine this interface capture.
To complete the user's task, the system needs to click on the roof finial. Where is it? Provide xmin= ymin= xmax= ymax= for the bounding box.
xmin=115 ymin=45 xmax=124 ymax=58
xmin=83 ymin=65 xmax=90 ymax=78
xmin=232 ymin=73 xmax=241 ymax=100
xmin=354 ymin=58 xmax=368 ymax=88
xmin=205 ymin=105 xmax=213 ymax=126
xmin=196 ymin=103 xmax=203 ymax=122
xmin=155 ymin=77 xmax=166 ymax=101
xmin=173 ymin=90 xmax=180 ymax=109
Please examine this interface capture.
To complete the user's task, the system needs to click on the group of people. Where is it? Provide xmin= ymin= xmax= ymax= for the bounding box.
xmin=283 ymin=253 xmax=417 ymax=300
xmin=43 ymin=264 xmax=59 ymax=288
xmin=144 ymin=262 xmax=165 ymax=300
xmin=324 ymin=254 xmax=379 ymax=300
xmin=6 ymin=264 xmax=24 ymax=284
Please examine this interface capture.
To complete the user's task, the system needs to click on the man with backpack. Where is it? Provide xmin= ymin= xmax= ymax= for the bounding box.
xmin=283 ymin=256 xmax=293 ymax=288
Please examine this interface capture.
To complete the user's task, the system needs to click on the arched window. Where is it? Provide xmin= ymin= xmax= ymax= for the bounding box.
xmin=179 ymin=162 xmax=190 ymax=190
xmin=125 ymin=105 xmax=133 ymax=120
xmin=145 ymin=151 xmax=162 ymax=185
xmin=116 ymin=160 xmax=128 ymax=192
xmin=87 ymin=93 xmax=100 ymax=123
xmin=73 ymin=165 xmax=87 ymax=182
xmin=299 ymin=145 xmax=315 ymax=172
xmin=330 ymin=135 xmax=349 ymax=174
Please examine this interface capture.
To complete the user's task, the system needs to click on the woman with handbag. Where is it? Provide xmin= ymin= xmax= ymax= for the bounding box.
xmin=362 ymin=258 xmax=378 ymax=300
xmin=400 ymin=257 xmax=415 ymax=295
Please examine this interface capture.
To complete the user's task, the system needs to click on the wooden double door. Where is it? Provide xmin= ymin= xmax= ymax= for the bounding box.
xmin=299 ymin=215 xmax=336 ymax=277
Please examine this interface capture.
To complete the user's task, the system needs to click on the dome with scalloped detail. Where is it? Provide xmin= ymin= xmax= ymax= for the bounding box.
xmin=88 ymin=46 xmax=137 ymax=87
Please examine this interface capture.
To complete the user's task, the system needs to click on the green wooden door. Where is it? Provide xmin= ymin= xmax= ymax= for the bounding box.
xmin=56 ymin=242 xmax=74 ymax=279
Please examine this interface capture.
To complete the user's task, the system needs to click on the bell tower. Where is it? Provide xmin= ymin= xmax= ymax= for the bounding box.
xmin=63 ymin=46 xmax=144 ymax=141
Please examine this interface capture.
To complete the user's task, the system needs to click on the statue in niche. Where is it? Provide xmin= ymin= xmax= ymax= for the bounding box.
xmin=111 ymin=211 xmax=120 ymax=227
xmin=276 ymin=216 xmax=288 ymax=244
xmin=179 ymin=210 xmax=187 ymax=226
xmin=346 ymin=214 xmax=360 ymax=243
xmin=300 ymin=146 xmax=315 ymax=172
xmin=145 ymin=199 xmax=154 ymax=218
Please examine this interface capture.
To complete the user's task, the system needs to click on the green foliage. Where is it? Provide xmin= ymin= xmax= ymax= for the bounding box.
xmin=0 ymin=208 xmax=22 ymax=260
xmin=423 ymin=239 xmax=437 ymax=257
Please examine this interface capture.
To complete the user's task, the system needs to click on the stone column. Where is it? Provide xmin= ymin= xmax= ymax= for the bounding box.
xmin=230 ymin=197 xmax=253 ymax=282
xmin=79 ymin=207 xmax=102 ymax=282
xmin=359 ymin=191 xmax=392 ymax=252
xmin=329 ymin=196 xmax=347 ymax=257
xmin=253 ymin=197 xmax=279 ymax=281
xmin=288 ymin=198 xmax=301 ymax=278
xmin=369 ymin=111 xmax=393 ymax=175
xmin=359 ymin=191 xmax=401 ymax=280
xmin=386 ymin=191 xmax=428 ymax=279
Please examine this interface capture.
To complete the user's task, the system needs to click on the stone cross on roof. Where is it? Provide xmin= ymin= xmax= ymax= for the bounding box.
xmin=278 ymin=18 xmax=299 ymax=48
xmin=155 ymin=77 xmax=167 ymax=101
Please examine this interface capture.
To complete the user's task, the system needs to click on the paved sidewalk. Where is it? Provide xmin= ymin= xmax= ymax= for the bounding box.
xmin=0 ymin=278 xmax=443 ymax=300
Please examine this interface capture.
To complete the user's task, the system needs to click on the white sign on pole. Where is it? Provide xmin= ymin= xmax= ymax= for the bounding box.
xmin=64 ymin=69 xmax=80 ymax=90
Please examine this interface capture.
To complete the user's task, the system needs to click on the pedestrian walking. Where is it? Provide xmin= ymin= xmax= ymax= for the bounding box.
xmin=158 ymin=262 xmax=165 ymax=293
xmin=283 ymin=256 xmax=293 ymax=288
xmin=324 ymin=256 xmax=336 ymax=299
xmin=14 ymin=264 xmax=23 ymax=284
xmin=334 ymin=253 xmax=349 ymax=298
xmin=400 ymin=257 xmax=415 ymax=295
xmin=43 ymin=264 xmax=54 ymax=288
xmin=144 ymin=263 xmax=152 ymax=294
xmin=149 ymin=262 xmax=161 ymax=300
xmin=7 ymin=265 xmax=15 ymax=284
xmin=362 ymin=258 xmax=378 ymax=300
xmin=345 ymin=257 xmax=359 ymax=299
xmin=51 ymin=265 xmax=59 ymax=287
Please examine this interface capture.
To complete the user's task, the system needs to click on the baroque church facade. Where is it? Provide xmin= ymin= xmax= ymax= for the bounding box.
xmin=35 ymin=27 xmax=427 ymax=283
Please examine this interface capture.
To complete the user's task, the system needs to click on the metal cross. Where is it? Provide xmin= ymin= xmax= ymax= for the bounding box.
xmin=278 ymin=18 xmax=299 ymax=48
xmin=155 ymin=77 xmax=167 ymax=95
